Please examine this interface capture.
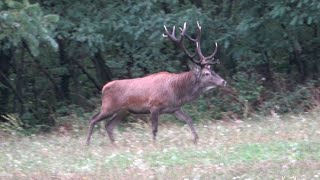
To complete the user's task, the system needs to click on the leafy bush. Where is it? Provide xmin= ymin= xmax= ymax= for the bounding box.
xmin=1 ymin=0 xmax=320 ymax=130
xmin=260 ymin=80 xmax=320 ymax=114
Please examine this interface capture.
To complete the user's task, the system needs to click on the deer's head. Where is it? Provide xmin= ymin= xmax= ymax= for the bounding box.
xmin=163 ymin=22 xmax=226 ymax=90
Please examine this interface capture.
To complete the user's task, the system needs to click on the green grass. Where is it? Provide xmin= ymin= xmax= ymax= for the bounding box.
xmin=1 ymin=108 xmax=320 ymax=179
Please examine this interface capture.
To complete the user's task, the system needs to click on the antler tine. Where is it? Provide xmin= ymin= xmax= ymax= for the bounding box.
xmin=163 ymin=22 xmax=201 ymax=65
xmin=180 ymin=27 xmax=197 ymax=43
xmin=201 ymin=43 xmax=219 ymax=65
xmin=194 ymin=21 xmax=205 ymax=61
xmin=197 ymin=21 xmax=201 ymax=31
xmin=172 ymin=26 xmax=176 ymax=37
xmin=179 ymin=22 xmax=187 ymax=38
xmin=194 ymin=22 xmax=219 ymax=66
xmin=164 ymin=21 xmax=222 ymax=67
xmin=195 ymin=41 xmax=205 ymax=60
xmin=179 ymin=21 xmax=205 ymax=63
xmin=180 ymin=22 xmax=201 ymax=64
xmin=163 ymin=25 xmax=178 ymax=42
xmin=185 ymin=34 xmax=196 ymax=42
xmin=206 ymin=42 xmax=218 ymax=60
xmin=202 ymin=59 xmax=220 ymax=65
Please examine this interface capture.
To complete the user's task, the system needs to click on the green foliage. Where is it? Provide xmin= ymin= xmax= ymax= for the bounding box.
xmin=261 ymin=80 xmax=320 ymax=114
xmin=0 ymin=0 xmax=59 ymax=56
xmin=232 ymin=72 xmax=263 ymax=103
xmin=1 ymin=0 xmax=320 ymax=130
xmin=0 ymin=0 xmax=59 ymax=129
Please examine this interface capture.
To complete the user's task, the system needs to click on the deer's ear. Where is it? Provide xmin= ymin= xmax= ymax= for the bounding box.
xmin=189 ymin=63 xmax=200 ymax=71
xmin=191 ymin=65 xmax=201 ymax=78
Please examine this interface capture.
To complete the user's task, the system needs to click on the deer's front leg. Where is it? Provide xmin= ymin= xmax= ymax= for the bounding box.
xmin=174 ymin=109 xmax=199 ymax=143
xmin=150 ymin=109 xmax=160 ymax=141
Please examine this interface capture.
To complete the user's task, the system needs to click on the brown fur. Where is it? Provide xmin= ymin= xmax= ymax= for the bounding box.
xmin=86 ymin=67 xmax=226 ymax=145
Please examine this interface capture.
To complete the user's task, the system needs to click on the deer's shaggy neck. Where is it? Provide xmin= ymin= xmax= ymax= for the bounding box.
xmin=171 ymin=70 xmax=202 ymax=103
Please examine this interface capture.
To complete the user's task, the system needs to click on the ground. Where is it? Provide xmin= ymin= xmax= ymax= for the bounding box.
xmin=0 ymin=108 xmax=320 ymax=179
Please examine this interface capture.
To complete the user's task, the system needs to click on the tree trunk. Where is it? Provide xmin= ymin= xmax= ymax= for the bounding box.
xmin=191 ymin=0 xmax=203 ymax=8
xmin=92 ymin=51 xmax=112 ymax=86
xmin=74 ymin=58 xmax=101 ymax=92
xmin=261 ymin=51 xmax=275 ymax=89
xmin=22 ymin=40 xmax=63 ymax=99
xmin=69 ymin=58 xmax=81 ymax=105
xmin=312 ymin=23 xmax=319 ymax=79
xmin=223 ymin=0 xmax=234 ymax=18
xmin=57 ymin=39 xmax=71 ymax=101
xmin=12 ymin=49 xmax=25 ymax=115
xmin=0 ymin=51 xmax=12 ymax=117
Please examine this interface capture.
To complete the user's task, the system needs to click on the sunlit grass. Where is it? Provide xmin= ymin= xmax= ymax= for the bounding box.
xmin=1 ymin=108 xmax=320 ymax=179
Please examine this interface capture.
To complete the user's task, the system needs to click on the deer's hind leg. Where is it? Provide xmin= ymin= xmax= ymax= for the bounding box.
xmin=105 ymin=110 xmax=128 ymax=143
xmin=86 ymin=105 xmax=118 ymax=145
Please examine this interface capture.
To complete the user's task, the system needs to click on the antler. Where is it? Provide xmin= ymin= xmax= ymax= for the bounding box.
xmin=163 ymin=21 xmax=219 ymax=67
xmin=163 ymin=22 xmax=201 ymax=65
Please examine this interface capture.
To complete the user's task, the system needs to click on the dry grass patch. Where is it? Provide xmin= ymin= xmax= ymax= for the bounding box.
xmin=0 ymin=108 xmax=320 ymax=179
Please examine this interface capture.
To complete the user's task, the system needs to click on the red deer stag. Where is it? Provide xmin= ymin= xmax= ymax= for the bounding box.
xmin=86 ymin=22 xmax=226 ymax=145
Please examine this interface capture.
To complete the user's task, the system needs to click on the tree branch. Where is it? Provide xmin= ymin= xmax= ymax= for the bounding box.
xmin=73 ymin=59 xmax=101 ymax=92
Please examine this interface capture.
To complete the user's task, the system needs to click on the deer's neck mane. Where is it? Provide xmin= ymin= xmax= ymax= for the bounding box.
xmin=171 ymin=70 xmax=202 ymax=103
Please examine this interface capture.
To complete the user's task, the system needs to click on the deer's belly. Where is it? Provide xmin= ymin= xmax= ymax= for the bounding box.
xmin=128 ymin=109 xmax=150 ymax=114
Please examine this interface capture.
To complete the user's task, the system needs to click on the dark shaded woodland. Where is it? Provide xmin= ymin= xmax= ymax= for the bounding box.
xmin=0 ymin=0 xmax=319 ymax=129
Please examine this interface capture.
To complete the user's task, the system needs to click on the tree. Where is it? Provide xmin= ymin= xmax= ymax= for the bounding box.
xmin=1 ymin=0 xmax=319 ymax=130
xmin=0 ymin=0 xmax=59 ymax=126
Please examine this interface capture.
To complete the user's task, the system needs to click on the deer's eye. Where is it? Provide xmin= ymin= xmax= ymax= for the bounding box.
xmin=205 ymin=72 xmax=210 ymax=76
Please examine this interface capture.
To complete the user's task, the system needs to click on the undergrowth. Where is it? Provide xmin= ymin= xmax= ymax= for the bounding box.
xmin=0 ymin=107 xmax=319 ymax=179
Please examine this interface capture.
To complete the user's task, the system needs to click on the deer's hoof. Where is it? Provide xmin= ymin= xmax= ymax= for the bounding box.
xmin=193 ymin=137 xmax=199 ymax=144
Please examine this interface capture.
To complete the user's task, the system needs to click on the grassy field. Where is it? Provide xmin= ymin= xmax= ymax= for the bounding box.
xmin=1 ymin=108 xmax=320 ymax=179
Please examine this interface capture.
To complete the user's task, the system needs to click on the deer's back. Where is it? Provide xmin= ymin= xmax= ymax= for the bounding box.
xmin=101 ymin=72 xmax=183 ymax=113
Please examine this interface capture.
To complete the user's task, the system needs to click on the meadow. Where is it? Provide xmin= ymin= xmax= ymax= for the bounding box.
xmin=1 ymin=108 xmax=320 ymax=179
